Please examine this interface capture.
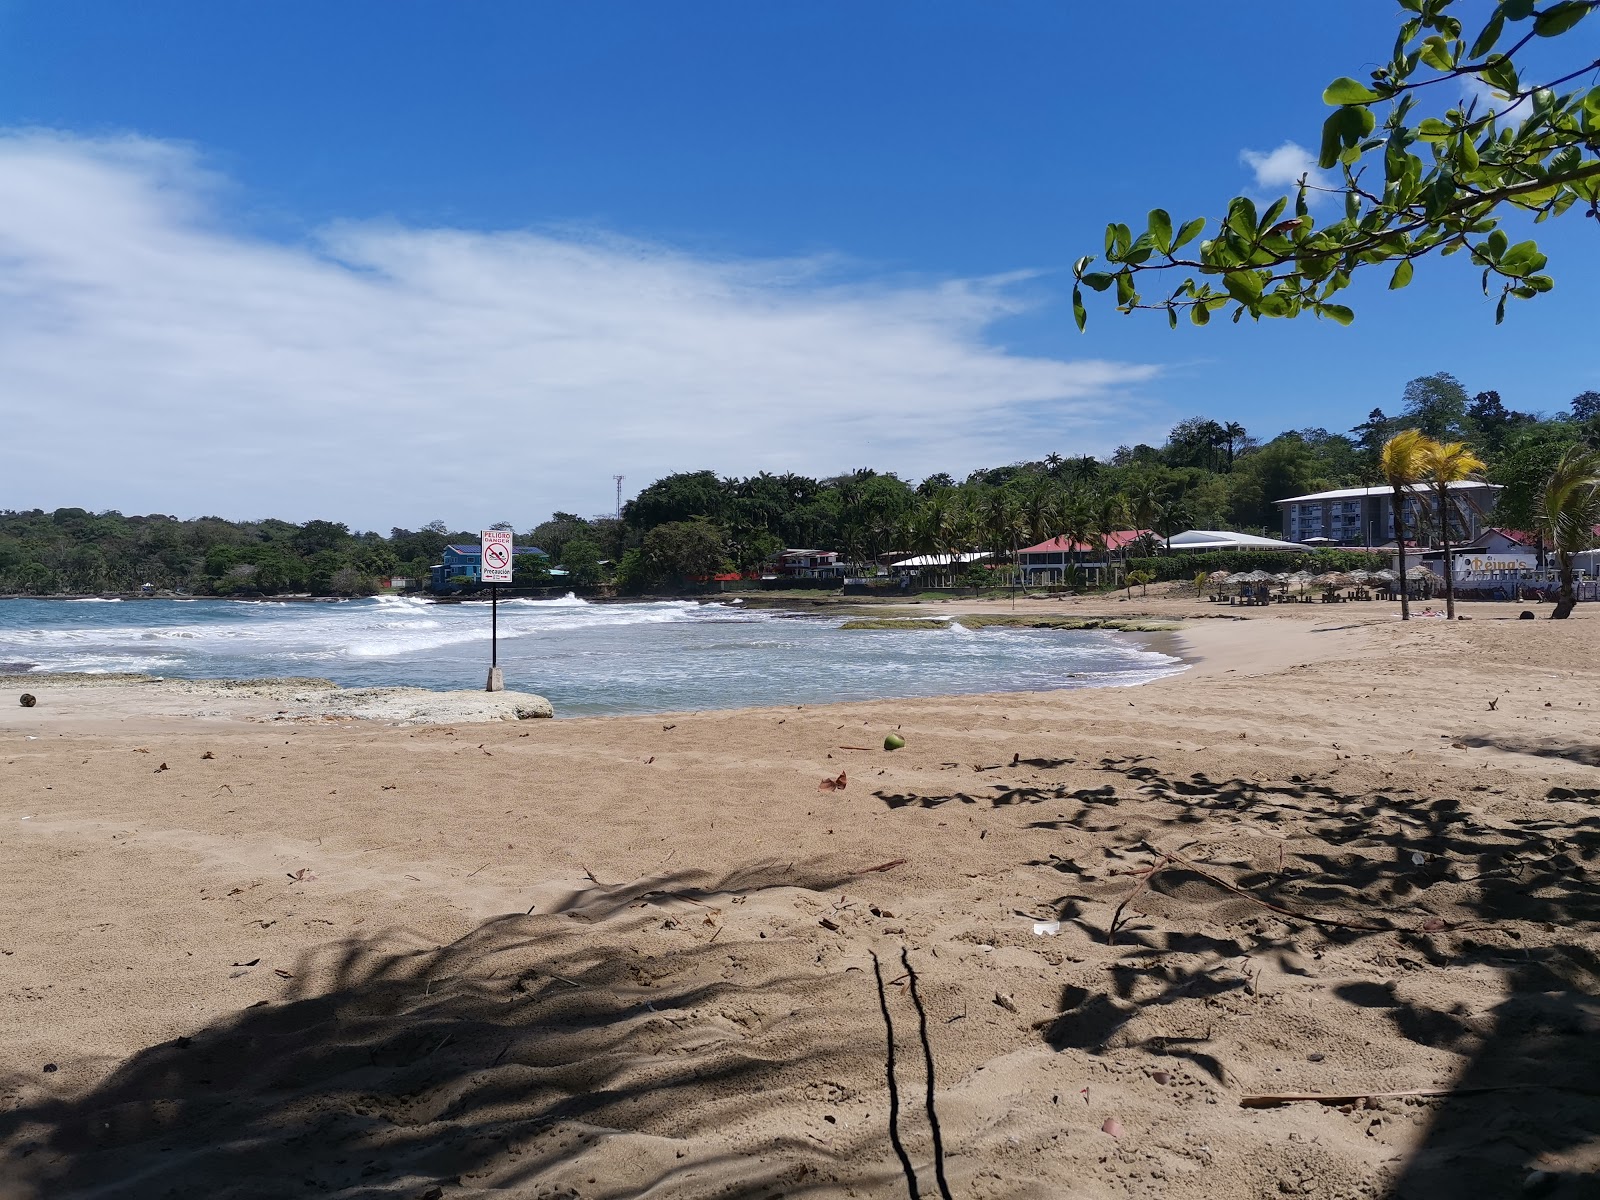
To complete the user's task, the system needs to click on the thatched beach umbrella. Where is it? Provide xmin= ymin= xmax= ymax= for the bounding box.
xmin=1372 ymin=568 xmax=1397 ymax=582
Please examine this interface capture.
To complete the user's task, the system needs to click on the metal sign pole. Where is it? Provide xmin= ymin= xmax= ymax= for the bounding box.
xmin=480 ymin=528 xmax=512 ymax=692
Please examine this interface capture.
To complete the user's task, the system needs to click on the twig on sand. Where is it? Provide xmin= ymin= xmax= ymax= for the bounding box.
xmin=465 ymin=862 xmax=490 ymax=878
xmin=1240 ymin=1083 xmax=1600 ymax=1109
xmin=582 ymin=865 xmax=606 ymax=886
xmin=858 ymin=858 xmax=908 ymax=874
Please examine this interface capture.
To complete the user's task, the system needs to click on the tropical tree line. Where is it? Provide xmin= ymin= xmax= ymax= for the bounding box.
xmin=1 ymin=374 xmax=1593 ymax=596
xmin=609 ymin=374 xmax=1596 ymax=589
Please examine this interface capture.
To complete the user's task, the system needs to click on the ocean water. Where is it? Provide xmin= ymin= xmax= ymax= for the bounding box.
xmin=0 ymin=596 xmax=1183 ymax=717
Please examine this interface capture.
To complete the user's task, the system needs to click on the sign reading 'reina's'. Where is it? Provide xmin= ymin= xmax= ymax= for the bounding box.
xmin=480 ymin=529 xmax=514 ymax=583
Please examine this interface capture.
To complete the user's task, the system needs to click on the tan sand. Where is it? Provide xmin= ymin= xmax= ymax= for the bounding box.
xmin=2 ymin=597 xmax=1597 ymax=1199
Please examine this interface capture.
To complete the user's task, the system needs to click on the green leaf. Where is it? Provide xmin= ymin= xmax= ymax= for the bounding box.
xmin=1172 ymin=217 xmax=1205 ymax=252
xmin=1321 ymin=303 xmax=1355 ymax=326
xmin=1257 ymin=292 xmax=1291 ymax=318
xmin=1148 ymin=209 xmax=1173 ymax=254
xmin=1323 ymin=76 xmax=1379 ymax=105
xmin=1318 ymin=112 xmax=1344 ymax=170
xmin=1500 ymin=240 xmax=1547 ymax=274
xmin=1190 ymin=302 xmax=1210 ymax=326
xmin=1226 ymin=197 xmax=1258 ymax=240
xmin=1073 ymin=286 xmax=1087 ymax=332
xmin=1389 ymin=259 xmax=1415 ymax=289
xmin=1495 ymin=293 xmax=1507 ymax=324
xmin=1115 ymin=270 xmax=1136 ymax=305
xmin=1469 ymin=10 xmax=1505 ymax=57
xmin=1534 ymin=1 xmax=1590 ymax=36
xmin=1222 ymin=271 xmax=1263 ymax=304
xmin=1167 ymin=305 xmax=1178 ymax=330
xmin=1418 ymin=36 xmax=1455 ymax=71
xmin=1080 ymin=272 xmax=1114 ymax=292
xmin=1416 ymin=117 xmax=1452 ymax=140
xmin=1482 ymin=55 xmax=1518 ymax=95
xmin=1586 ymin=87 xmax=1600 ymax=116
xmin=1258 ymin=196 xmax=1287 ymax=233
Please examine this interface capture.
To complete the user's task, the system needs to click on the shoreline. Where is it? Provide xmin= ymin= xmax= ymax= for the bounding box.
xmin=0 ymin=594 xmax=1556 ymax=726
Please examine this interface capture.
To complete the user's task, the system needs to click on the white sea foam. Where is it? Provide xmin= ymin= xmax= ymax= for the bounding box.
xmin=0 ymin=596 xmax=1183 ymax=711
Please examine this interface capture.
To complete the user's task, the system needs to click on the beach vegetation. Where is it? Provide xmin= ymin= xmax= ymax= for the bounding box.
xmin=641 ymin=520 xmax=732 ymax=588
xmin=1072 ymin=0 xmax=1600 ymax=329
xmin=1533 ymin=445 xmax=1600 ymax=617
xmin=558 ymin=538 xmax=605 ymax=588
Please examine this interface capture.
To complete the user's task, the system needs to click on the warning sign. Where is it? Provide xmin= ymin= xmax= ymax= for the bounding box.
xmin=480 ymin=529 xmax=514 ymax=583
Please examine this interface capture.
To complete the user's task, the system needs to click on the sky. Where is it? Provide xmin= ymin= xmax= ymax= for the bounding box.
xmin=0 ymin=0 xmax=1596 ymax=530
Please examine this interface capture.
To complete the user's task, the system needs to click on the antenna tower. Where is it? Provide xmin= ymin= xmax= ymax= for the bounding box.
xmin=613 ymin=474 xmax=625 ymax=519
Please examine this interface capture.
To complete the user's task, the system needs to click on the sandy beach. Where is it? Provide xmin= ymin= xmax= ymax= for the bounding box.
xmin=3 ymin=594 xmax=1598 ymax=1199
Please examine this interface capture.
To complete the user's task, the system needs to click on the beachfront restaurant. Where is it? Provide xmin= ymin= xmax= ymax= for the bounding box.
xmin=1016 ymin=530 xmax=1150 ymax=585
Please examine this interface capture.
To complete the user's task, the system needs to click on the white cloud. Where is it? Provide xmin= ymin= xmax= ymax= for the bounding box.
xmin=1239 ymin=141 xmax=1333 ymax=198
xmin=0 ymin=130 xmax=1160 ymax=529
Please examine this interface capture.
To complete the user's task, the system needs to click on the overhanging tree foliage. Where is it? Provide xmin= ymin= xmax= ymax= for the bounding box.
xmin=1073 ymin=0 xmax=1600 ymax=329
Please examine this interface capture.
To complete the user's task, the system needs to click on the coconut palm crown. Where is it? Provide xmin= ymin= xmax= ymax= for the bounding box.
xmin=1419 ymin=439 xmax=1486 ymax=620
xmin=1379 ymin=429 xmax=1431 ymax=621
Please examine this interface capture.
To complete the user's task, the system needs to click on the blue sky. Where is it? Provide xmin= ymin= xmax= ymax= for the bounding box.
xmin=1 ymin=0 xmax=1596 ymax=527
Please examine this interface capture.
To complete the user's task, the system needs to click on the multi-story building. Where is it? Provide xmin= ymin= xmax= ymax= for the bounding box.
xmin=1276 ymin=482 xmax=1500 ymax=548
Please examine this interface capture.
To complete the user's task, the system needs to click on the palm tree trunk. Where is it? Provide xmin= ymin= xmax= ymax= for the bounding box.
xmin=1391 ymin=485 xmax=1411 ymax=621
xmin=1437 ymin=485 xmax=1455 ymax=620
xmin=1554 ymin=550 xmax=1577 ymax=619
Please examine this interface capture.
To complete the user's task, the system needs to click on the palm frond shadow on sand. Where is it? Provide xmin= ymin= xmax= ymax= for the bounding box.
xmin=0 ymin=863 xmax=899 ymax=1200
xmin=872 ymin=752 xmax=1600 ymax=1196
xmin=1007 ymin=758 xmax=1600 ymax=1200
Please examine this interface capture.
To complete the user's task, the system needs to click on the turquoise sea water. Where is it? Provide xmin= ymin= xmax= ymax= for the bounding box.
xmin=0 ymin=596 xmax=1183 ymax=717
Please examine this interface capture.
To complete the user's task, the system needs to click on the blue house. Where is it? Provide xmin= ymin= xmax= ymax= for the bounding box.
xmin=429 ymin=543 xmax=548 ymax=591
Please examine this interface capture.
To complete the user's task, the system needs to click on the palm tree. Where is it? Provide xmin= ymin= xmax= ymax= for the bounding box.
xmin=1017 ymin=477 xmax=1059 ymax=547
xmin=1222 ymin=422 xmax=1247 ymax=470
xmin=1053 ymin=493 xmax=1095 ymax=589
xmin=1534 ymin=446 xmax=1600 ymax=619
xmin=1043 ymin=452 xmax=1064 ymax=479
xmin=1380 ymin=429 xmax=1431 ymax=621
xmin=1126 ymin=476 xmax=1165 ymax=536
xmin=1090 ymin=490 xmax=1130 ymax=587
xmin=981 ymin=489 xmax=1023 ymax=588
xmin=1419 ymin=439 xmax=1486 ymax=619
